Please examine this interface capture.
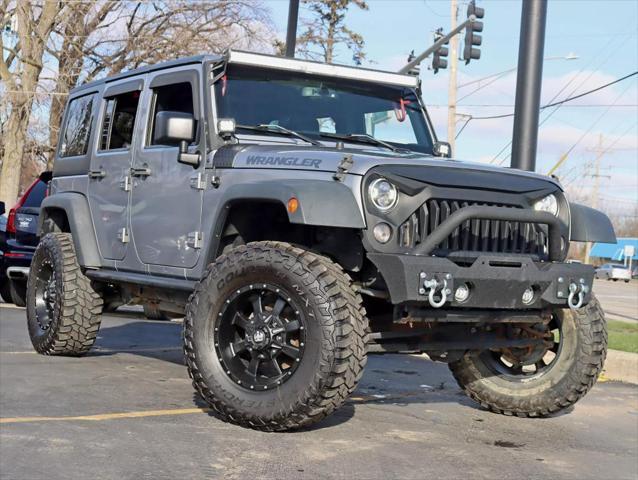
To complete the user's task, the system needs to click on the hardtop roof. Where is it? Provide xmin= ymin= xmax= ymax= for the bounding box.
xmin=69 ymin=49 xmax=418 ymax=97
xmin=69 ymin=54 xmax=219 ymax=96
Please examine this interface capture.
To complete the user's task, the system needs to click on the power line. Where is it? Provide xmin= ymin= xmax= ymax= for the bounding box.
xmin=547 ymin=83 xmax=637 ymax=177
xmin=487 ymin=32 xmax=634 ymax=164
xmin=560 ymin=121 xmax=638 ymax=186
xmin=471 ymin=71 xmax=638 ymax=120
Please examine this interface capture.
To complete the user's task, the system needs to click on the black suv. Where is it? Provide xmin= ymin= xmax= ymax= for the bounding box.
xmin=3 ymin=172 xmax=51 ymax=306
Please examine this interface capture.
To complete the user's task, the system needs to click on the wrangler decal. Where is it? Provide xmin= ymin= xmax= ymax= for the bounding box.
xmin=245 ymin=155 xmax=322 ymax=169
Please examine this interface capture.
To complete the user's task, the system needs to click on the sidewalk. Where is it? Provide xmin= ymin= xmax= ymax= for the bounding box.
xmin=602 ymin=349 xmax=638 ymax=385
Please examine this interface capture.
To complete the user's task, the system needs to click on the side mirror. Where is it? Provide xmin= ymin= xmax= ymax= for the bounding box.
xmin=0 ymin=201 xmax=5 ymax=216
xmin=153 ymin=111 xmax=200 ymax=167
xmin=433 ymin=141 xmax=452 ymax=158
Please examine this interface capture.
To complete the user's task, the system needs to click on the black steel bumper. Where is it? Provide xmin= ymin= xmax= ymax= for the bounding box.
xmin=368 ymin=253 xmax=594 ymax=309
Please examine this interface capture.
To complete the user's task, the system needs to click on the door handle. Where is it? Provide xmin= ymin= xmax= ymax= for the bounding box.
xmin=130 ymin=167 xmax=151 ymax=177
xmin=88 ymin=169 xmax=106 ymax=179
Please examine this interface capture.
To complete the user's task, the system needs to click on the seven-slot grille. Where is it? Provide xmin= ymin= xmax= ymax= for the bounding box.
xmin=399 ymin=199 xmax=549 ymax=257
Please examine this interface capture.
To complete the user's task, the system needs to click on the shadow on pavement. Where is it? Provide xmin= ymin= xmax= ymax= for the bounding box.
xmin=89 ymin=321 xmax=185 ymax=366
xmin=92 ymin=319 xmax=494 ymax=429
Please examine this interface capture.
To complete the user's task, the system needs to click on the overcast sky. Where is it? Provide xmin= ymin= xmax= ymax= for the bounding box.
xmin=268 ymin=0 xmax=638 ymax=210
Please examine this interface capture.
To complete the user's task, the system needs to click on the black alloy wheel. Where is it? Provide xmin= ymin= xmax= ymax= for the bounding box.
xmin=215 ymin=284 xmax=306 ymax=390
xmin=481 ymin=317 xmax=561 ymax=380
xmin=33 ymin=259 xmax=56 ymax=331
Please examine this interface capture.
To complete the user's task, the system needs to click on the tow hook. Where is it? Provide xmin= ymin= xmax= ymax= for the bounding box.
xmin=567 ymin=280 xmax=588 ymax=310
xmin=420 ymin=273 xmax=451 ymax=308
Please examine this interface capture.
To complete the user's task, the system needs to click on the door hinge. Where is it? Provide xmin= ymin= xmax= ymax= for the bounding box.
xmin=120 ymin=174 xmax=132 ymax=192
xmin=190 ymin=172 xmax=207 ymax=190
xmin=117 ymin=227 xmax=130 ymax=243
xmin=187 ymin=231 xmax=203 ymax=249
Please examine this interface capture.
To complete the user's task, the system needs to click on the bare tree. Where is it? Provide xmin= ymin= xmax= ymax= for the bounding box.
xmin=1 ymin=0 xmax=274 ymax=193
xmin=296 ymin=0 xmax=368 ymax=64
xmin=44 ymin=1 xmax=116 ymax=167
xmin=0 ymin=0 xmax=63 ymax=207
xmin=43 ymin=1 xmax=273 ymax=168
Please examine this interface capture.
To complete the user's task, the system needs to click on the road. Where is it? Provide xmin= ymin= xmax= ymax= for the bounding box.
xmin=593 ymin=278 xmax=638 ymax=323
xmin=1 ymin=304 xmax=637 ymax=480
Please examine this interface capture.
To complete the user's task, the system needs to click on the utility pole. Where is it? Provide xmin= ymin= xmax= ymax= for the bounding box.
xmin=584 ymin=134 xmax=611 ymax=264
xmin=447 ymin=0 xmax=459 ymax=152
xmin=285 ymin=0 xmax=300 ymax=58
xmin=510 ymin=0 xmax=548 ymax=172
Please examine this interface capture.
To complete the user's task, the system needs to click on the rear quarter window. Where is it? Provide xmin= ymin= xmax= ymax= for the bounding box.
xmin=59 ymin=94 xmax=96 ymax=157
xmin=21 ymin=181 xmax=47 ymax=208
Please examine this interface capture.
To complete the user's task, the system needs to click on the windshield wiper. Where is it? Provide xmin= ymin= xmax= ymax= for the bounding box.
xmin=317 ymin=132 xmax=401 ymax=152
xmin=237 ymin=124 xmax=322 ymax=146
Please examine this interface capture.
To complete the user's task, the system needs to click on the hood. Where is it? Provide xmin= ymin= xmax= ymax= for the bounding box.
xmin=222 ymin=144 xmax=562 ymax=192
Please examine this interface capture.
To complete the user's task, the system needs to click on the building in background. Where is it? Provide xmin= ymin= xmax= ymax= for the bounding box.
xmin=590 ymin=238 xmax=638 ymax=271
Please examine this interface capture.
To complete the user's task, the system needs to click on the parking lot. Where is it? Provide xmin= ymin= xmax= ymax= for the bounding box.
xmin=1 ymin=281 xmax=637 ymax=480
xmin=593 ymin=278 xmax=638 ymax=323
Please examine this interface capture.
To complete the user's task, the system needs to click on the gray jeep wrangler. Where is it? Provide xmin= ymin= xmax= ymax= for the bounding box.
xmin=28 ymin=50 xmax=616 ymax=431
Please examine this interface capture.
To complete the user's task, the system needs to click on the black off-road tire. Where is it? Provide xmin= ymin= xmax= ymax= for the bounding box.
xmin=9 ymin=280 xmax=27 ymax=307
xmin=449 ymin=295 xmax=607 ymax=417
xmin=184 ymin=241 xmax=368 ymax=431
xmin=26 ymin=233 xmax=103 ymax=356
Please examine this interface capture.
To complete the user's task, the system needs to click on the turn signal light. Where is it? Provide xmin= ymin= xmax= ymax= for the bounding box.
xmin=287 ymin=197 xmax=299 ymax=214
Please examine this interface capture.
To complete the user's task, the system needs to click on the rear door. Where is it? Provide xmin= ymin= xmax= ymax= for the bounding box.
xmin=129 ymin=67 xmax=204 ymax=268
xmin=88 ymin=78 xmax=144 ymax=261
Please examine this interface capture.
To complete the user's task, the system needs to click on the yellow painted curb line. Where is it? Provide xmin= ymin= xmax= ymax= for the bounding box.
xmin=0 ymin=407 xmax=212 ymax=425
xmin=0 ymin=347 xmax=182 ymax=355
xmin=0 ymin=391 xmax=433 ymax=425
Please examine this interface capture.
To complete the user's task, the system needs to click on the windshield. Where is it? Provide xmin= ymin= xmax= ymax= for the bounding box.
xmin=214 ymin=65 xmax=434 ymax=154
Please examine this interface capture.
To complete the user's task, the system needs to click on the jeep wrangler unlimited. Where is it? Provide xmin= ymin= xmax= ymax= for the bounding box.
xmin=28 ymin=50 xmax=616 ymax=431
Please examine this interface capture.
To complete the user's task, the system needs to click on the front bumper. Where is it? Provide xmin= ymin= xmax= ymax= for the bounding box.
xmin=368 ymin=253 xmax=594 ymax=309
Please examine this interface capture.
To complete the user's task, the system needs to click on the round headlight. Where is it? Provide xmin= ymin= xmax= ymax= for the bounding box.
xmin=368 ymin=178 xmax=398 ymax=211
xmin=533 ymin=194 xmax=559 ymax=216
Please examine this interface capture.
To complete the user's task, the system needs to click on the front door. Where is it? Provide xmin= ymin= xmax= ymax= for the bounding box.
xmin=88 ymin=79 xmax=144 ymax=261
xmin=129 ymin=67 xmax=204 ymax=268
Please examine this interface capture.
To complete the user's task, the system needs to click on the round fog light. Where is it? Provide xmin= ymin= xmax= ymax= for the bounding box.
xmin=522 ymin=286 xmax=535 ymax=305
xmin=373 ymin=222 xmax=392 ymax=244
xmin=454 ymin=284 xmax=470 ymax=303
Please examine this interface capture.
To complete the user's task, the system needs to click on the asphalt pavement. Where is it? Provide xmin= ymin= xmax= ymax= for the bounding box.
xmin=593 ymin=278 xmax=638 ymax=323
xmin=1 ymin=303 xmax=637 ymax=480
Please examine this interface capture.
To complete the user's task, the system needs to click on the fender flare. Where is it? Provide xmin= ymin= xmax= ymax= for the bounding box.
xmin=569 ymin=202 xmax=616 ymax=244
xmin=219 ymin=179 xmax=366 ymax=229
xmin=39 ymin=193 xmax=102 ymax=268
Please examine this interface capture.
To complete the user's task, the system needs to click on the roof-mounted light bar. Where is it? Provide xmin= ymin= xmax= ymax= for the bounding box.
xmin=225 ymin=50 xmax=418 ymax=89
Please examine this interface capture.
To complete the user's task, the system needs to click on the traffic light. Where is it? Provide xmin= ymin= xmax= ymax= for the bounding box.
xmin=406 ymin=50 xmax=420 ymax=77
xmin=431 ymin=28 xmax=449 ymax=74
xmin=463 ymin=1 xmax=484 ymax=64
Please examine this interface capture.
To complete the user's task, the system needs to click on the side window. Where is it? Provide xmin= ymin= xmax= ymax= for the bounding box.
xmin=149 ymin=82 xmax=195 ymax=147
xmin=59 ymin=94 xmax=95 ymax=157
xmin=21 ymin=180 xmax=47 ymax=208
xmin=100 ymin=90 xmax=141 ymax=151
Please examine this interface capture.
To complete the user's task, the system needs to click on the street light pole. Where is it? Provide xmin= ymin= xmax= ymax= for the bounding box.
xmin=510 ymin=0 xmax=548 ymax=172
xmin=285 ymin=0 xmax=300 ymax=58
